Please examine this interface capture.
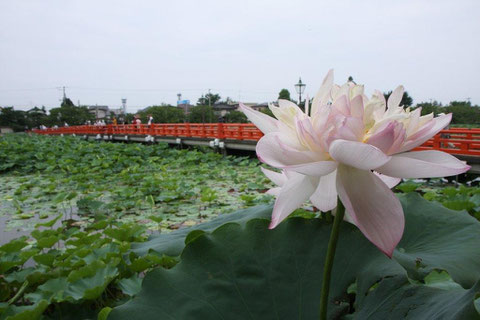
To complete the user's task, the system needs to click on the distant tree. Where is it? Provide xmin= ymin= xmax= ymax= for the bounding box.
xmin=124 ymin=113 xmax=135 ymax=124
xmin=48 ymin=105 xmax=94 ymax=126
xmin=188 ymin=105 xmax=215 ymax=123
xmin=278 ymin=89 xmax=291 ymax=101
xmin=225 ymin=110 xmax=248 ymax=123
xmin=0 ymin=107 xmax=28 ymax=131
xmin=138 ymin=105 xmax=185 ymax=123
xmin=383 ymin=90 xmax=413 ymax=108
xmin=413 ymin=100 xmax=480 ymax=125
xmin=197 ymin=92 xmax=221 ymax=106
xmin=260 ymin=107 xmax=275 ymax=118
xmin=444 ymin=101 xmax=480 ymax=125
xmin=414 ymin=101 xmax=443 ymax=116
xmin=449 ymin=100 xmax=472 ymax=108
xmin=26 ymin=106 xmax=49 ymax=129
xmin=61 ymin=98 xmax=75 ymax=108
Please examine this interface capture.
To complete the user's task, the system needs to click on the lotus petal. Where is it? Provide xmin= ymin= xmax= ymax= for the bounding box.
xmin=387 ymin=85 xmax=404 ymax=110
xmin=398 ymin=113 xmax=451 ymax=152
xmin=260 ymin=167 xmax=286 ymax=187
xmin=311 ymin=69 xmax=334 ymax=116
xmin=374 ymin=172 xmax=401 ymax=188
xmin=269 ymin=174 xmax=317 ymax=229
xmin=329 ymin=139 xmax=391 ymax=170
xmin=336 ymin=165 xmax=404 ymax=257
xmin=256 ymin=133 xmax=316 ymax=166
xmin=239 ymin=103 xmax=279 ymax=134
xmin=310 ymin=171 xmax=337 ymax=212
xmin=376 ymin=151 xmax=471 ymax=178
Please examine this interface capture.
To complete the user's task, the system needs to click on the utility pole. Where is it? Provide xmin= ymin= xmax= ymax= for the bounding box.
xmin=56 ymin=86 xmax=68 ymax=105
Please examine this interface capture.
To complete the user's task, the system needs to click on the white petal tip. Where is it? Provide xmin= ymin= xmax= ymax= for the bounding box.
xmin=384 ymin=249 xmax=394 ymax=259
xmin=268 ymin=221 xmax=278 ymax=229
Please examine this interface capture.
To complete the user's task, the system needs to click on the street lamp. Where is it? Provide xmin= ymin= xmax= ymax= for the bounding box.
xmin=294 ymin=77 xmax=306 ymax=106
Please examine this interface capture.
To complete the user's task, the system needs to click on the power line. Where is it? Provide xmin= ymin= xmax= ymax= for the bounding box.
xmin=0 ymin=86 xmax=279 ymax=95
xmin=0 ymin=87 xmax=57 ymax=92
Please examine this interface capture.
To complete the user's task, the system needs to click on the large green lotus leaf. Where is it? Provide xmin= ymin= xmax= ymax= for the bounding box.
xmin=109 ymin=193 xmax=480 ymax=319
xmin=356 ymin=276 xmax=480 ymax=320
xmin=23 ymin=265 xmax=120 ymax=305
xmin=130 ymin=205 xmax=273 ymax=257
xmin=24 ymin=277 xmax=69 ymax=303
xmin=64 ymin=265 xmax=118 ymax=301
xmin=395 ymin=193 xmax=480 ymax=287
xmin=117 ymin=275 xmax=143 ymax=296
xmin=0 ymin=300 xmax=48 ymax=320
xmin=0 ymin=237 xmax=28 ymax=253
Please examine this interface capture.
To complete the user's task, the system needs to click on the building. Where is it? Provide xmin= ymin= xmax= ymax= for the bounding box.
xmin=109 ymin=108 xmax=124 ymax=117
xmin=27 ymin=106 xmax=47 ymax=115
xmin=0 ymin=126 xmax=14 ymax=134
xmin=87 ymin=105 xmax=110 ymax=120
xmin=177 ymin=102 xmax=194 ymax=114
xmin=212 ymin=102 xmax=238 ymax=117
xmin=212 ymin=102 xmax=270 ymax=117
xmin=243 ymin=102 xmax=270 ymax=111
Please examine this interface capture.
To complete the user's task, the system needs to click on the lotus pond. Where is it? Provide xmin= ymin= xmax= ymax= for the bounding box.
xmin=0 ymin=135 xmax=278 ymax=240
xmin=1 ymin=134 xmax=480 ymax=319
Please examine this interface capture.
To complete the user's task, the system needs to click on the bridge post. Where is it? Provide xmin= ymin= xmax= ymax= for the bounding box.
xmin=433 ymin=134 xmax=440 ymax=149
xmin=217 ymin=123 xmax=225 ymax=139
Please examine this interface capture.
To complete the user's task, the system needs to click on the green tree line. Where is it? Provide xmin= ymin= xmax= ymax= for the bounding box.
xmin=2 ymin=90 xmax=479 ymax=131
xmin=0 ymin=99 xmax=94 ymax=131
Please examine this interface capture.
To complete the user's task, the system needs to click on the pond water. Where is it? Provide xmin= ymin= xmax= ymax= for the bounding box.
xmin=0 ymin=214 xmax=32 ymax=245
xmin=0 ymin=204 xmax=84 ymax=246
xmin=0 ymin=168 xmax=274 ymax=246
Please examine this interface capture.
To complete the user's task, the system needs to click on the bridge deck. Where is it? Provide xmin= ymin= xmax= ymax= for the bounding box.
xmin=33 ymin=124 xmax=480 ymax=173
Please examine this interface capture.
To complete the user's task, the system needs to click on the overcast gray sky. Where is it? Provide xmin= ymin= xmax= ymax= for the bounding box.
xmin=1 ymin=0 xmax=479 ymax=112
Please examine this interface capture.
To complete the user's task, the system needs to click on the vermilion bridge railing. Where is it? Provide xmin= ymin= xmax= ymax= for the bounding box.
xmin=33 ymin=124 xmax=480 ymax=156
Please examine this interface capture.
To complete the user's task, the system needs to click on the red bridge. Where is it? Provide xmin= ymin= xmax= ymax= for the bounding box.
xmin=33 ymin=124 xmax=480 ymax=172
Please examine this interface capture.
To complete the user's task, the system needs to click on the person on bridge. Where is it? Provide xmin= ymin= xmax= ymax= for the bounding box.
xmin=147 ymin=115 xmax=153 ymax=126
xmin=134 ymin=116 xmax=142 ymax=132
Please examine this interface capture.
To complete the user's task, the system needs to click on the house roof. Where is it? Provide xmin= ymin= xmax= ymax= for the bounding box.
xmin=88 ymin=105 xmax=109 ymax=111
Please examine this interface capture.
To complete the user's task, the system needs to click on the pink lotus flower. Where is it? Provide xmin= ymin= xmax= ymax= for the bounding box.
xmin=241 ymin=70 xmax=470 ymax=257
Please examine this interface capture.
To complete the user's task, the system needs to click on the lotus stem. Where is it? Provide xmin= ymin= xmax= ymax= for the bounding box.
xmin=8 ymin=280 xmax=29 ymax=305
xmin=319 ymin=199 xmax=345 ymax=320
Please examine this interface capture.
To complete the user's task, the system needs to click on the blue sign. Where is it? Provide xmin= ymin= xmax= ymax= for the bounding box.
xmin=177 ymin=100 xmax=190 ymax=105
